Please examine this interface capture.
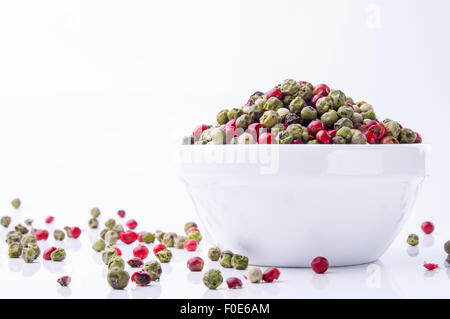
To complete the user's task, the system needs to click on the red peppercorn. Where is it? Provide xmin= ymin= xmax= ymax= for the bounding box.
xmin=421 ymin=221 xmax=434 ymax=234
xmin=35 ymin=229 xmax=49 ymax=241
xmin=133 ymin=245 xmax=149 ymax=260
xmin=262 ymin=267 xmax=281 ymax=283
xmin=367 ymin=122 xmax=386 ymax=140
xmin=192 ymin=124 xmax=209 ymax=140
xmin=113 ymin=246 xmax=122 ymax=256
xmin=43 ymin=247 xmax=57 ymax=260
xmin=184 ymin=239 xmax=198 ymax=252
xmin=265 ymin=87 xmax=282 ymax=100
xmin=126 ymin=219 xmax=138 ymax=230
xmin=424 ymin=262 xmax=439 ymax=271
xmin=415 ymin=132 xmax=422 ymax=143
xmin=117 ymin=210 xmax=126 ymax=218
xmin=316 ymin=130 xmax=332 ymax=144
xmin=307 ymin=120 xmax=325 ymax=136
xmin=310 ymin=94 xmax=323 ymax=107
xmin=292 ymin=139 xmax=303 ymax=144
xmin=365 ymin=131 xmax=378 ymax=144
xmin=119 ymin=230 xmax=138 ymax=244
xmin=186 ymin=227 xmax=200 ymax=235
xmin=153 ymin=243 xmax=167 ymax=255
xmin=69 ymin=226 xmax=81 ymax=239
xmin=226 ymin=277 xmax=243 ymax=289
xmin=313 ymin=84 xmax=331 ymax=96
xmin=311 ymin=256 xmax=329 ymax=274
xmin=258 ymin=132 xmax=275 ymax=144
xmin=137 ymin=232 xmax=146 ymax=242
xmin=187 ymin=256 xmax=204 ymax=271
xmin=127 ymin=257 xmax=144 ymax=268
xmin=45 ymin=216 xmax=54 ymax=224
xmin=328 ymin=130 xmax=337 ymax=138
xmin=131 ymin=271 xmax=152 ymax=286
xmin=380 ymin=136 xmax=399 ymax=144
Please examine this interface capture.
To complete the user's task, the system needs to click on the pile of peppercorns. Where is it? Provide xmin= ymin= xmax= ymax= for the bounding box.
xmin=183 ymin=79 xmax=423 ymax=145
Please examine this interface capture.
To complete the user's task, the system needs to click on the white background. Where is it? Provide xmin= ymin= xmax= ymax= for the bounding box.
xmin=0 ymin=0 xmax=449 ymax=298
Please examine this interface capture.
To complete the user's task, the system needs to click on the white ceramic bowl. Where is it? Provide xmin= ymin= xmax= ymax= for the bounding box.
xmin=177 ymin=144 xmax=430 ymax=267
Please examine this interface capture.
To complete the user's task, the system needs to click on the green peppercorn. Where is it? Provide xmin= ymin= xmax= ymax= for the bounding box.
xmin=187 ymin=230 xmax=202 ymax=243
xmin=175 ymin=236 xmax=187 ymax=249
xmin=24 ymin=218 xmax=33 ymax=227
xmin=288 ymin=96 xmax=306 ymax=114
xmin=277 ymin=108 xmax=290 ymax=121
xmin=202 ymin=269 xmax=223 ymax=289
xmin=444 ymin=241 xmax=450 ymax=254
xmin=108 ymin=256 xmax=125 ymax=270
xmin=260 ymin=110 xmax=280 ymax=129
xmin=231 ymin=254 xmax=249 ymax=270
xmin=286 ymin=124 xmax=303 ymax=140
xmin=88 ymin=218 xmax=99 ymax=229
xmin=64 ymin=226 xmax=73 ymax=238
xmin=156 ymin=249 xmax=173 ymax=263
xmin=184 ymin=222 xmax=198 ymax=233
xmin=237 ymin=133 xmax=256 ymax=144
xmin=208 ymin=246 xmax=221 ymax=261
xmin=9 ymin=243 xmax=22 ymax=258
xmin=21 ymin=233 xmax=37 ymax=247
xmin=283 ymin=95 xmax=294 ymax=106
xmin=300 ymin=106 xmax=317 ymax=121
xmin=399 ymin=128 xmax=416 ymax=144
xmin=216 ymin=109 xmax=229 ymax=125
xmin=263 ymin=97 xmax=283 ymax=111
xmin=385 ymin=120 xmax=401 ymax=138
xmin=1 ymin=216 xmax=11 ymax=228
xmin=316 ymin=96 xmax=334 ymax=115
xmin=143 ymin=260 xmax=162 ymax=281
xmin=407 ymin=234 xmax=419 ymax=246
xmin=360 ymin=103 xmax=374 ymax=113
xmin=51 ymin=248 xmax=66 ymax=262
xmin=200 ymin=129 xmax=212 ymax=143
xmin=102 ymin=248 xmax=118 ymax=265
xmin=276 ymin=130 xmax=294 ymax=144
xmin=52 ymin=229 xmax=65 ymax=241
xmin=336 ymin=127 xmax=353 ymax=142
xmin=141 ymin=232 xmax=155 ymax=244
xmin=107 ymin=267 xmax=130 ymax=289
xmin=163 ymin=232 xmax=177 ymax=247
xmin=210 ymin=128 xmax=227 ymax=145
xmin=297 ymin=82 xmax=314 ymax=101
xmin=280 ymin=78 xmax=300 ymax=96
xmin=112 ymin=224 xmax=124 ymax=234
xmin=104 ymin=218 xmax=116 ymax=229
xmin=346 ymin=97 xmax=355 ymax=105
xmin=236 ymin=114 xmax=253 ymax=130
xmin=219 ymin=250 xmax=233 ymax=268
xmin=22 ymin=246 xmax=39 ymax=263
xmin=228 ymin=108 xmax=244 ymax=120
xmin=245 ymin=104 xmax=264 ymax=122
xmin=362 ymin=111 xmax=376 ymax=120
xmin=92 ymin=239 xmax=106 ymax=252
xmin=100 ymin=228 xmax=108 ymax=240
xmin=91 ymin=207 xmax=101 ymax=218
xmin=105 ymin=230 xmax=119 ymax=245
xmin=329 ymin=90 xmax=346 ymax=109
xmin=337 ymin=106 xmax=354 ymax=119
xmin=5 ymin=231 xmax=22 ymax=245
xmin=332 ymin=136 xmax=346 ymax=144
xmin=11 ymin=198 xmax=21 ymax=209
xmin=351 ymin=130 xmax=367 ymax=144
xmin=321 ymin=110 xmax=339 ymax=127
xmin=351 ymin=112 xmax=363 ymax=125
xmin=15 ymin=224 xmax=28 ymax=235
xmin=156 ymin=231 xmax=166 ymax=243
xmin=334 ymin=118 xmax=354 ymax=130
xmin=247 ymin=267 xmax=263 ymax=283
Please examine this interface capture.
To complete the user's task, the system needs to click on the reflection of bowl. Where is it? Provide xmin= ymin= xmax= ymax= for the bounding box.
xmin=178 ymin=144 xmax=430 ymax=267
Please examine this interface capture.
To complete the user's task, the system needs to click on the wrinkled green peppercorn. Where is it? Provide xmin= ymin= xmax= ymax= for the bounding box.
xmin=184 ymin=222 xmax=198 ymax=233
xmin=351 ymin=130 xmax=367 ymax=144
xmin=260 ymin=110 xmax=280 ymax=128
xmin=105 ymin=230 xmax=119 ymax=245
xmin=1 ymin=216 xmax=11 ymax=228
xmin=9 ymin=243 xmax=22 ymax=258
xmin=332 ymin=136 xmax=346 ymax=144
xmin=407 ymin=234 xmax=419 ymax=246
xmin=108 ymin=256 xmax=125 ymax=270
xmin=263 ymin=97 xmax=283 ymax=111
xmin=277 ymin=108 xmax=290 ymax=121
xmin=175 ymin=236 xmax=187 ymax=249
xmin=208 ymin=246 xmax=221 ymax=261
xmin=21 ymin=234 xmax=37 ymax=247
xmin=236 ymin=114 xmax=252 ymax=130
xmin=156 ymin=249 xmax=173 ymax=263
xmin=141 ymin=232 xmax=155 ymax=244
xmin=100 ymin=228 xmax=108 ymax=240
xmin=216 ymin=109 xmax=229 ymax=125
xmin=219 ymin=250 xmax=233 ymax=268
xmin=351 ymin=112 xmax=363 ymax=125
xmin=329 ymin=90 xmax=346 ymax=108
xmin=336 ymin=127 xmax=353 ymax=142
xmin=321 ymin=110 xmax=339 ymax=127
xmin=51 ymin=248 xmax=66 ymax=262
xmin=89 ymin=218 xmax=99 ymax=229
xmin=143 ymin=260 xmax=162 ymax=281
xmin=316 ymin=96 xmax=334 ymax=115
xmin=202 ymin=269 xmax=223 ymax=289
xmin=231 ymin=254 xmax=249 ymax=270
xmin=22 ymin=245 xmax=39 ymax=263
xmin=6 ymin=231 xmax=22 ymax=244
xmin=104 ymin=218 xmax=116 ymax=229
xmin=11 ymin=198 xmax=21 ymax=209
xmin=228 ymin=108 xmax=244 ymax=120
xmin=280 ymin=78 xmax=300 ymax=96
xmin=362 ymin=111 xmax=376 ymax=120
xmin=276 ymin=130 xmax=294 ymax=144
xmin=334 ymin=118 xmax=354 ymax=130
xmin=107 ymin=267 xmax=130 ymax=289
xmin=385 ymin=120 xmax=401 ymax=138
xmin=297 ymin=82 xmax=314 ymax=100
xmin=245 ymin=104 xmax=264 ymax=122
xmin=112 ymin=224 xmax=124 ymax=234
xmin=92 ymin=239 xmax=106 ymax=252
xmin=53 ymin=229 xmax=65 ymax=241
xmin=289 ymin=96 xmax=306 ymax=114
xmin=337 ymin=106 xmax=354 ymax=119
xmin=300 ymin=106 xmax=317 ymax=121
xmin=156 ymin=231 xmax=166 ymax=243
xmin=399 ymin=128 xmax=416 ymax=144
xmin=163 ymin=232 xmax=177 ymax=247
xmin=238 ymin=133 xmax=256 ymax=144
xmin=187 ymin=230 xmax=202 ymax=243
xmin=102 ymin=248 xmax=118 ymax=265
xmin=24 ymin=218 xmax=33 ymax=227
xmin=360 ymin=103 xmax=373 ymax=113
xmin=64 ymin=226 xmax=72 ymax=238
xmin=91 ymin=207 xmax=101 ymax=218
xmin=15 ymin=224 xmax=28 ymax=235
xmin=286 ymin=124 xmax=303 ymax=140
xmin=247 ymin=267 xmax=263 ymax=283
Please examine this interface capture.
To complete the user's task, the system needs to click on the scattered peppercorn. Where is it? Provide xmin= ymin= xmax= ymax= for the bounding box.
xmin=187 ymin=257 xmax=204 ymax=272
xmin=407 ymin=234 xmax=419 ymax=246
xmin=53 ymin=229 xmax=65 ymax=241
xmin=51 ymin=248 xmax=66 ymax=262
xmin=107 ymin=267 xmax=130 ymax=289
xmin=424 ymin=262 xmax=439 ymax=271
xmin=1 ymin=216 xmax=11 ymax=228
xmin=117 ymin=210 xmax=126 ymax=218
xmin=44 ymin=247 xmax=58 ymax=260
xmin=131 ymin=271 xmax=152 ymax=286
xmin=127 ymin=257 xmax=144 ymax=268
xmin=162 ymin=232 xmax=177 ymax=247
xmin=69 ymin=226 xmax=81 ymax=239
xmin=11 ymin=198 xmax=21 ymax=209
xmin=208 ymin=246 xmax=221 ymax=261
xmin=156 ymin=249 xmax=173 ymax=263
xmin=138 ymin=232 xmax=155 ymax=244
xmin=187 ymin=230 xmax=202 ymax=243
xmin=219 ymin=250 xmax=233 ymax=268
xmin=231 ymin=254 xmax=249 ymax=270
xmin=35 ymin=229 xmax=49 ymax=241
xmin=421 ymin=221 xmax=434 ymax=234
xmin=143 ymin=261 xmax=162 ymax=281
xmin=105 ymin=218 xmax=116 ymax=229
xmin=247 ymin=267 xmax=263 ymax=283
xmin=108 ymin=256 xmax=125 ymax=270
xmin=102 ymin=248 xmax=118 ymax=265
xmin=89 ymin=218 xmax=99 ymax=229
xmin=203 ymin=269 xmax=223 ymax=289
xmin=184 ymin=222 xmax=198 ymax=234
xmin=226 ymin=277 xmax=243 ymax=289
xmin=184 ymin=239 xmax=198 ymax=252
xmin=25 ymin=218 xmax=33 ymax=226
xmin=9 ymin=243 xmax=22 ymax=258
xmin=92 ymin=239 xmax=106 ymax=252
xmin=262 ymin=267 xmax=280 ymax=283
xmin=133 ymin=245 xmax=149 ymax=260
xmin=15 ymin=224 xmax=28 ymax=234
xmin=91 ymin=207 xmax=101 ymax=218
xmin=119 ymin=230 xmax=138 ymax=245
xmin=126 ymin=219 xmax=138 ymax=230
xmin=57 ymin=276 xmax=72 ymax=287
xmin=175 ymin=236 xmax=187 ymax=249
xmin=311 ymin=256 xmax=329 ymax=274
xmin=45 ymin=216 xmax=54 ymax=224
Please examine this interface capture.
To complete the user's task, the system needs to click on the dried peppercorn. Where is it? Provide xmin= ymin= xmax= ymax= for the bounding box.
xmin=119 ymin=230 xmax=138 ymax=244
xmin=187 ymin=230 xmax=202 ymax=243
xmin=117 ymin=210 xmax=126 ymax=218
xmin=57 ymin=276 xmax=71 ymax=287
xmin=51 ymin=248 xmax=66 ymax=262
xmin=25 ymin=218 xmax=33 ymax=226
xmin=15 ymin=224 xmax=28 ymax=235
xmin=6 ymin=231 xmax=22 ymax=245
xmin=424 ymin=262 xmax=438 ymax=271
xmin=102 ymin=248 xmax=118 ymax=265
xmin=64 ymin=226 xmax=72 ymax=238
xmin=138 ymin=232 xmax=155 ymax=244
xmin=156 ymin=249 xmax=173 ymax=263
xmin=22 ymin=245 xmax=39 ymax=263
xmin=35 ymin=229 xmax=49 ymax=241
xmin=1 ymin=216 xmax=11 ymax=228
xmin=231 ymin=254 xmax=249 ymax=270
xmin=69 ymin=227 xmax=81 ymax=239
xmin=156 ymin=230 xmax=166 ymax=243
xmin=187 ymin=256 xmax=204 ymax=271
xmin=45 ymin=216 xmax=54 ymax=224
xmin=262 ymin=267 xmax=280 ymax=283
xmin=105 ymin=230 xmax=119 ymax=245
xmin=53 ymin=229 xmax=65 ymax=241
xmin=311 ymin=256 xmax=329 ymax=274
xmin=126 ymin=219 xmax=138 ymax=230
xmin=203 ymin=269 xmax=223 ymax=289
xmin=247 ymin=267 xmax=262 ymax=283
xmin=226 ymin=277 xmax=243 ymax=289
xmin=44 ymin=247 xmax=58 ymax=260
xmin=162 ymin=232 xmax=177 ymax=247
xmin=107 ymin=267 xmax=130 ymax=289
xmin=105 ymin=218 xmax=116 ymax=229
xmin=127 ymin=257 xmax=144 ymax=268
xmin=184 ymin=239 xmax=198 ymax=252
xmin=407 ymin=234 xmax=419 ymax=246
xmin=11 ymin=198 xmax=21 ymax=209
xmin=153 ymin=243 xmax=167 ymax=255
xmin=131 ymin=271 xmax=152 ymax=286
xmin=208 ymin=246 xmax=221 ymax=261
xmin=175 ymin=236 xmax=187 ymax=249
xmin=421 ymin=221 xmax=434 ymax=234
xmin=133 ymin=245 xmax=149 ymax=260
xmin=9 ymin=243 xmax=22 ymax=258
xmin=88 ymin=218 xmax=99 ymax=229
xmin=143 ymin=261 xmax=162 ymax=281
xmin=21 ymin=233 xmax=37 ymax=247
xmin=219 ymin=250 xmax=233 ymax=268
xmin=92 ymin=239 xmax=106 ymax=252
xmin=91 ymin=207 xmax=101 ymax=218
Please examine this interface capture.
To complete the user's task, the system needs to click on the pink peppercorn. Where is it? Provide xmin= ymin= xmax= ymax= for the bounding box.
xmin=119 ymin=230 xmax=138 ymax=244
xmin=113 ymin=246 xmax=122 ymax=256
xmin=307 ymin=120 xmax=325 ymax=136
xmin=69 ymin=226 xmax=81 ymax=239
xmin=126 ymin=219 xmax=138 ymax=230
xmin=184 ymin=239 xmax=198 ymax=252
xmin=117 ymin=210 xmax=126 ymax=218
xmin=421 ymin=221 xmax=434 ymax=234
xmin=424 ymin=262 xmax=438 ymax=271
xmin=35 ymin=229 xmax=49 ymax=241
xmin=45 ymin=216 xmax=54 ymax=224
xmin=226 ymin=277 xmax=243 ymax=289
xmin=43 ymin=247 xmax=57 ymax=260
xmin=265 ymin=87 xmax=283 ymax=100
xmin=316 ymin=130 xmax=332 ymax=144
xmin=133 ymin=245 xmax=149 ymax=260
xmin=153 ymin=243 xmax=167 ymax=255
xmin=187 ymin=256 xmax=204 ymax=271
xmin=311 ymin=256 xmax=329 ymax=274
xmin=313 ymin=84 xmax=331 ymax=96
xmin=262 ymin=267 xmax=280 ymax=283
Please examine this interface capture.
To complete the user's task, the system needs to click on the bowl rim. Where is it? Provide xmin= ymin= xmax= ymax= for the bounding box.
xmin=179 ymin=143 xmax=430 ymax=150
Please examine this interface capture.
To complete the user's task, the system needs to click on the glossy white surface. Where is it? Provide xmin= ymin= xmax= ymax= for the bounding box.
xmin=178 ymin=145 xmax=430 ymax=267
